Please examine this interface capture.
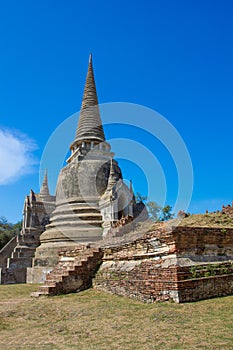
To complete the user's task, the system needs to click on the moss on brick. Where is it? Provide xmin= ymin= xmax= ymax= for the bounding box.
xmin=189 ymin=263 xmax=233 ymax=279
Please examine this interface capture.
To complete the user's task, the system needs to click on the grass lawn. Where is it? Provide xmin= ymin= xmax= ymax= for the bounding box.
xmin=0 ymin=284 xmax=232 ymax=350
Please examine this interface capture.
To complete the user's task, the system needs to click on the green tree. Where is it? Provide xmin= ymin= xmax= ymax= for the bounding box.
xmin=0 ymin=232 xmax=14 ymax=250
xmin=12 ymin=220 xmax=23 ymax=234
xmin=135 ymin=193 xmax=174 ymax=222
xmin=0 ymin=218 xmax=21 ymax=250
xmin=161 ymin=205 xmax=174 ymax=221
xmin=0 ymin=216 xmax=8 ymax=225
xmin=146 ymin=201 xmax=162 ymax=221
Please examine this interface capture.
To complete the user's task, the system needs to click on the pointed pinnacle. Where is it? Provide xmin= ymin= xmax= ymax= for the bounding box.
xmin=43 ymin=168 xmax=48 ymax=183
xmin=74 ymin=55 xmax=105 ymax=143
xmin=89 ymin=53 xmax=92 ymax=63
xmin=106 ymin=159 xmax=118 ymax=192
xmin=40 ymin=169 xmax=50 ymax=197
xmin=81 ymin=54 xmax=98 ymax=110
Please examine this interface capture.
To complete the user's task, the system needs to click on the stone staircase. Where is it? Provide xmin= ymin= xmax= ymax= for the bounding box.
xmin=0 ymin=232 xmax=41 ymax=284
xmin=31 ymin=246 xmax=103 ymax=297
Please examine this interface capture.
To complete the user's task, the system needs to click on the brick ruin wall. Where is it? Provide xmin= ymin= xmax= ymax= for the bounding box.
xmin=93 ymin=226 xmax=233 ymax=303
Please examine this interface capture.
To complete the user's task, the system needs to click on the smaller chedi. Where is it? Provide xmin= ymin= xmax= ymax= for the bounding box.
xmin=20 ymin=55 xmax=146 ymax=283
xmin=0 ymin=172 xmax=55 ymax=284
xmin=22 ymin=170 xmax=56 ymax=236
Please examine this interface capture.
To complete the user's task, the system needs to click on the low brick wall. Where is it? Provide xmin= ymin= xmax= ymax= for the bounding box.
xmin=93 ymin=225 xmax=233 ymax=303
xmin=93 ymin=260 xmax=179 ymax=302
xmin=172 ymin=226 xmax=233 ymax=257
xmin=178 ymin=274 xmax=233 ymax=302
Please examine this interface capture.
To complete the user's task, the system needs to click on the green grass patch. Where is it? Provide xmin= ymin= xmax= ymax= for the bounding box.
xmin=0 ymin=284 xmax=232 ymax=349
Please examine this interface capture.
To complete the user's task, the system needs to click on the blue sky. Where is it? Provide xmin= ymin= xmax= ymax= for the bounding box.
xmin=0 ymin=0 xmax=232 ymax=223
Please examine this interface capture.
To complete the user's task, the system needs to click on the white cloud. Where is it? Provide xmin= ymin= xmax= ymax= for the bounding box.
xmin=0 ymin=128 xmax=37 ymax=185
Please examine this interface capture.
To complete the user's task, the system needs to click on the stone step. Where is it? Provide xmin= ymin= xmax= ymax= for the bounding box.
xmin=11 ymin=249 xmax=36 ymax=258
xmin=46 ymin=275 xmax=66 ymax=282
xmin=32 ymin=248 xmax=103 ymax=297
xmin=66 ymin=267 xmax=80 ymax=273
xmin=45 ymin=278 xmax=62 ymax=284
xmin=39 ymin=282 xmax=57 ymax=288
xmin=52 ymin=267 xmax=71 ymax=273
xmin=37 ymin=284 xmax=57 ymax=294
xmin=48 ymin=267 xmax=71 ymax=274
xmin=56 ymin=263 xmax=76 ymax=269
xmin=60 ymin=256 xmax=75 ymax=262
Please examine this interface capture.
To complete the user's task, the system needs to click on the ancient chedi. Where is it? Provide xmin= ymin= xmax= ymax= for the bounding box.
xmin=22 ymin=170 xmax=55 ymax=235
xmin=0 ymin=171 xmax=55 ymax=284
xmin=27 ymin=55 xmax=146 ymax=283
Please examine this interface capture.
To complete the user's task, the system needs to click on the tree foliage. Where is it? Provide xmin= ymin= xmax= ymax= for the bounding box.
xmin=135 ymin=194 xmax=174 ymax=222
xmin=161 ymin=205 xmax=174 ymax=221
xmin=0 ymin=217 xmax=22 ymax=250
xmin=146 ymin=201 xmax=162 ymax=221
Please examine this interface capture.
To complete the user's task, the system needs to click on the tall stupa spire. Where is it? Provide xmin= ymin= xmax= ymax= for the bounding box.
xmin=74 ymin=54 xmax=105 ymax=144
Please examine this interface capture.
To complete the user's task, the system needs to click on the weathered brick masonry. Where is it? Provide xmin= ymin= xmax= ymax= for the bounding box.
xmin=31 ymin=245 xmax=103 ymax=297
xmin=93 ymin=225 xmax=233 ymax=303
xmin=32 ymin=224 xmax=233 ymax=303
